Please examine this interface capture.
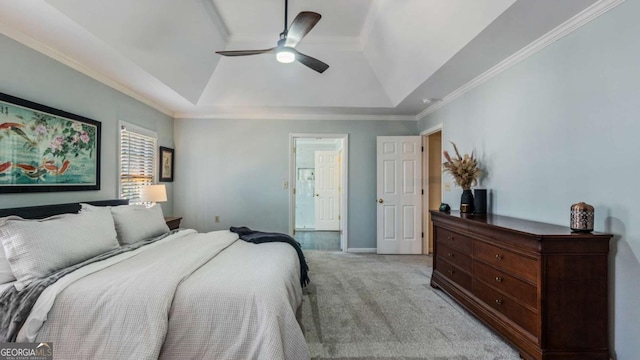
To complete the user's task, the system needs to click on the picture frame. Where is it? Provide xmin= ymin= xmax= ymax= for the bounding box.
xmin=159 ymin=146 xmax=174 ymax=182
xmin=0 ymin=92 xmax=101 ymax=193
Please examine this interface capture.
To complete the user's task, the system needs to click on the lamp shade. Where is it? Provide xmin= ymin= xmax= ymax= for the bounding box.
xmin=140 ymin=184 xmax=167 ymax=203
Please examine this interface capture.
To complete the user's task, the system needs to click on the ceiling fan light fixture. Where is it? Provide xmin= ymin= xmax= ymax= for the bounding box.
xmin=276 ymin=47 xmax=296 ymax=63
xmin=215 ymin=4 xmax=328 ymax=73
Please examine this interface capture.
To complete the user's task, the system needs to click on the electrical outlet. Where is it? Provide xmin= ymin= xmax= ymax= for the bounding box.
xmin=215 ymin=216 xmax=220 ymax=223
xmin=444 ymin=182 xmax=451 ymax=191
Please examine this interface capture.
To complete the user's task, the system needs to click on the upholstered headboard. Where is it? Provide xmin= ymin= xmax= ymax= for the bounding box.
xmin=0 ymin=199 xmax=128 ymax=219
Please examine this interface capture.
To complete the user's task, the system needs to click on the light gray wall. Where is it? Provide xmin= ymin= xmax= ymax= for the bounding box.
xmin=418 ymin=1 xmax=639 ymax=358
xmin=0 ymin=35 xmax=175 ymax=215
xmin=174 ymin=119 xmax=417 ymax=249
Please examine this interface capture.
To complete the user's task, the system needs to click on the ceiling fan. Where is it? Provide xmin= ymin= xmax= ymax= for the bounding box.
xmin=215 ymin=0 xmax=329 ymax=73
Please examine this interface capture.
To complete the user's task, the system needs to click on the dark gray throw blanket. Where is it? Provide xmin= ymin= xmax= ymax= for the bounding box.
xmin=0 ymin=229 xmax=180 ymax=342
xmin=230 ymin=226 xmax=310 ymax=287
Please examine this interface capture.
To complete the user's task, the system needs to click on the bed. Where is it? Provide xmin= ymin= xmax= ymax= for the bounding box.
xmin=0 ymin=200 xmax=310 ymax=360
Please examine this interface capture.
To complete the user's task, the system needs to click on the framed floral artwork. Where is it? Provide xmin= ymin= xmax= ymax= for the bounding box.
xmin=0 ymin=92 xmax=101 ymax=193
xmin=159 ymin=146 xmax=174 ymax=182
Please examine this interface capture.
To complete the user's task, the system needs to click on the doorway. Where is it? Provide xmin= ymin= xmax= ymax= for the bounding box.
xmin=421 ymin=125 xmax=443 ymax=254
xmin=289 ymin=134 xmax=348 ymax=252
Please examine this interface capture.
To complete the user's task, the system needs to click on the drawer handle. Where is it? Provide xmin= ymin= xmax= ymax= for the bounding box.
xmin=495 ymin=276 xmax=503 ymax=283
xmin=447 ymin=252 xmax=454 ymax=258
xmin=447 ymin=269 xmax=455 ymax=275
xmin=495 ymin=254 xmax=503 ymax=261
xmin=495 ymin=299 xmax=503 ymax=305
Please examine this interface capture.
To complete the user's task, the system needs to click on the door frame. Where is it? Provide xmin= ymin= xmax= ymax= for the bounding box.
xmin=420 ymin=123 xmax=443 ymax=255
xmin=289 ymin=133 xmax=349 ymax=252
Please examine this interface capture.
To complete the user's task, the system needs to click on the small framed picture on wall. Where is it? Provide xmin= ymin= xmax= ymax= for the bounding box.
xmin=159 ymin=146 xmax=174 ymax=182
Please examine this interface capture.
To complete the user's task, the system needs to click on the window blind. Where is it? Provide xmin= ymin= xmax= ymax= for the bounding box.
xmin=119 ymin=124 xmax=157 ymax=204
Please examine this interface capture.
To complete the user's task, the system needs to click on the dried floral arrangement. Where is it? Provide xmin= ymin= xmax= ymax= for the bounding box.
xmin=443 ymin=142 xmax=481 ymax=190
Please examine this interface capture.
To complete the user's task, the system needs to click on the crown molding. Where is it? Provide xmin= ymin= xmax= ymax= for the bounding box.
xmin=0 ymin=23 xmax=175 ymax=118
xmin=417 ymin=0 xmax=625 ymax=120
xmin=173 ymin=111 xmax=415 ymax=121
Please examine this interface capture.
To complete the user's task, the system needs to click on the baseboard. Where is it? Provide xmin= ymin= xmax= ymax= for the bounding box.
xmin=347 ymin=248 xmax=377 ymax=253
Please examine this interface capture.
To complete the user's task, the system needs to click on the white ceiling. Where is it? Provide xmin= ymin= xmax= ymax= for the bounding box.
xmin=0 ymin=0 xmax=600 ymax=119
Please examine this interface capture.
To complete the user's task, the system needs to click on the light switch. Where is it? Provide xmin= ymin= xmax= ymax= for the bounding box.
xmin=444 ymin=182 xmax=451 ymax=191
xmin=283 ymin=181 xmax=288 ymax=189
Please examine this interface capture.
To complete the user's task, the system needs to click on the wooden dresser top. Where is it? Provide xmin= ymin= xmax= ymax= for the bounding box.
xmin=430 ymin=210 xmax=612 ymax=239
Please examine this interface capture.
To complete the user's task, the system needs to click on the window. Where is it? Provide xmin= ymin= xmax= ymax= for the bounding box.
xmin=119 ymin=122 xmax=157 ymax=204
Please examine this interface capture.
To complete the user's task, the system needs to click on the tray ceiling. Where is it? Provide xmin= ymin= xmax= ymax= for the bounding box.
xmin=0 ymin=0 xmax=601 ymax=119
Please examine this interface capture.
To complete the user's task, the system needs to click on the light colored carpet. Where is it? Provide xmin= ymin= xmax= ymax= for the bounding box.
xmin=301 ymin=251 xmax=520 ymax=360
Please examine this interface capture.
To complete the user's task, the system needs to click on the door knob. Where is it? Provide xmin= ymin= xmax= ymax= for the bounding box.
xmin=378 ymin=199 xmax=384 ymax=203
xmin=315 ymin=194 xmax=319 ymax=197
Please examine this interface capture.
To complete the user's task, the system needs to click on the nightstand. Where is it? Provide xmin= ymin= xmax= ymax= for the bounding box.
xmin=164 ymin=216 xmax=182 ymax=230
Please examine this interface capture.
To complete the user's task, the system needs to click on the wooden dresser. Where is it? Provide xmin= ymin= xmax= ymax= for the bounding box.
xmin=430 ymin=210 xmax=611 ymax=360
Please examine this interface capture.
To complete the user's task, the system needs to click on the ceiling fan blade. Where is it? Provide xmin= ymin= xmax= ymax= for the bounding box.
xmin=292 ymin=49 xmax=329 ymax=73
xmin=284 ymin=12 xmax=321 ymax=48
xmin=216 ymin=48 xmax=275 ymax=56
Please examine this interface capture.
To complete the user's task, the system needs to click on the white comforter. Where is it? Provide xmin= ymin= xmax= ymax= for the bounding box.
xmin=18 ymin=229 xmax=308 ymax=360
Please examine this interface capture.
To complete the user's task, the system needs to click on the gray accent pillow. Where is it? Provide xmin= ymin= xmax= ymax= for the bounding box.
xmin=109 ymin=204 xmax=169 ymax=245
xmin=0 ymin=207 xmax=120 ymax=289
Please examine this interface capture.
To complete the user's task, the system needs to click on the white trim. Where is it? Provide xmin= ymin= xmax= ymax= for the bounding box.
xmin=0 ymin=24 xmax=175 ymax=118
xmin=119 ymin=120 xmax=158 ymax=139
xmin=289 ymin=133 xmax=349 ymax=252
xmin=420 ymin=127 xmax=443 ymax=255
xmin=421 ymin=123 xmax=445 ymax=232
xmin=420 ymin=123 xmax=443 ymax=136
xmin=174 ymin=112 xmax=415 ymax=121
xmin=347 ymin=248 xmax=377 ymax=254
xmin=417 ymin=0 xmax=625 ymax=120
xmin=422 ymin=135 xmax=429 ymax=255
xmin=117 ymin=121 xmax=159 ymax=203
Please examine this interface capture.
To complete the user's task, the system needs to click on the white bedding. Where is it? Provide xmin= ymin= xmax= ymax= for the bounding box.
xmin=18 ymin=229 xmax=198 ymax=342
xmin=18 ymin=229 xmax=308 ymax=359
xmin=0 ymin=282 xmax=14 ymax=295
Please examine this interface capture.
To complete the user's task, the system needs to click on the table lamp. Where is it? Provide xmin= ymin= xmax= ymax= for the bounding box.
xmin=140 ymin=184 xmax=167 ymax=207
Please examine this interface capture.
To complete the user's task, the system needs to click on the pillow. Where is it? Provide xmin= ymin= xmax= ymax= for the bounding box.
xmin=0 ymin=207 xmax=120 ymax=289
xmin=79 ymin=202 xmax=113 ymax=213
xmin=109 ymin=204 xmax=169 ymax=245
xmin=0 ymin=242 xmax=16 ymax=284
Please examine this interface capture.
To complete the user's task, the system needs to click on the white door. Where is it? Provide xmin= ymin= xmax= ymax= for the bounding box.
xmin=315 ymin=151 xmax=340 ymax=230
xmin=376 ymin=136 xmax=422 ymax=254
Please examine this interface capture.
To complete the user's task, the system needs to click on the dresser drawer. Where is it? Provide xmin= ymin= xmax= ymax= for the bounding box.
xmin=437 ymin=260 xmax=472 ymax=292
xmin=473 ymin=279 xmax=538 ymax=337
xmin=474 ymin=241 xmax=537 ymax=283
xmin=437 ymin=243 xmax=472 ymax=273
xmin=436 ymin=228 xmax=472 ymax=254
xmin=474 ymin=260 xmax=537 ymax=310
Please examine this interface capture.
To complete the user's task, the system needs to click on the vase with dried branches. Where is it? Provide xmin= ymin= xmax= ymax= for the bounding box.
xmin=443 ymin=142 xmax=481 ymax=213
